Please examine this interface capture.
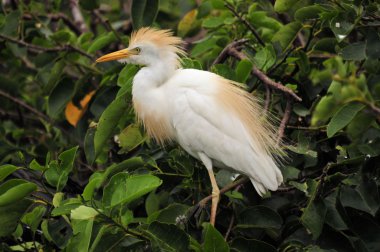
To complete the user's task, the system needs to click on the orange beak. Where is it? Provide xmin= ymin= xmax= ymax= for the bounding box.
xmin=95 ymin=49 xmax=134 ymax=63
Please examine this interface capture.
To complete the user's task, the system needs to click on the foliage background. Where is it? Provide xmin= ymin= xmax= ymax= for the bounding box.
xmin=0 ymin=0 xmax=380 ymax=251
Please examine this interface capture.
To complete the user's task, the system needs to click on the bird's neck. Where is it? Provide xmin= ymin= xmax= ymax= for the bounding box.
xmin=131 ymin=62 xmax=177 ymax=145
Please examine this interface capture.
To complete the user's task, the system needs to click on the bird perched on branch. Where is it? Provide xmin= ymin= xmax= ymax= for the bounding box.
xmin=96 ymin=27 xmax=284 ymax=226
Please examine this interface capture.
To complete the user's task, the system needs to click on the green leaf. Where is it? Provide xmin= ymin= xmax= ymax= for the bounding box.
xmin=253 ymin=45 xmax=276 ymax=71
xmin=50 ymin=30 xmax=75 ymax=44
xmin=202 ymin=17 xmax=224 ymax=29
xmin=82 ymin=174 xmax=103 ymax=201
xmin=21 ymin=205 xmax=46 ymax=233
xmin=272 ymin=22 xmax=303 ymax=50
xmin=249 ymin=11 xmax=282 ymax=33
xmin=235 ymin=60 xmax=253 ymax=83
xmin=41 ymin=218 xmax=72 ymax=248
xmin=274 ymin=0 xmax=300 ymax=13
xmin=327 ymin=102 xmax=365 ymax=138
xmin=0 ymin=164 xmax=18 ymax=182
xmin=29 ymin=159 xmax=46 ymax=171
xmin=191 ymin=37 xmax=219 ymax=57
xmin=146 ymin=222 xmax=190 ymax=252
xmin=340 ymin=184 xmax=379 ymax=216
xmin=84 ymin=127 xmax=96 ymax=164
xmin=341 ymin=41 xmax=367 ymax=61
xmin=231 ymin=238 xmax=276 ymax=252
xmin=366 ymin=32 xmax=380 ymax=59
xmin=302 ymin=200 xmax=327 ymax=240
xmin=71 ymin=206 xmax=99 ymax=220
xmin=94 ymin=95 xmax=129 ymax=158
xmin=202 ymin=223 xmax=229 ymax=252
xmin=295 ymin=5 xmax=323 ymax=22
xmin=87 ymin=32 xmax=117 ymax=53
xmin=282 ymin=166 xmax=300 ymax=181
xmin=59 ymin=146 xmax=78 ymax=173
xmin=48 ymin=78 xmax=76 ymax=118
xmin=311 ymin=95 xmax=337 ymax=126
xmin=237 ymin=206 xmax=283 ymax=229
xmin=102 ymin=157 xmax=145 ymax=182
xmin=103 ymin=174 xmax=162 ymax=208
xmin=66 ymin=219 xmax=94 ymax=252
xmin=131 ymin=0 xmax=159 ymax=29
xmin=80 ymin=0 xmax=99 ymax=10
xmin=211 ymin=64 xmax=236 ymax=81
xmin=44 ymin=146 xmax=78 ymax=191
xmin=0 ymin=179 xmax=37 ymax=207
xmin=51 ymin=200 xmax=81 ymax=217
xmin=0 ymin=199 xmax=33 ymax=237
xmin=0 ymin=11 xmax=20 ymax=36
xmin=117 ymin=65 xmax=139 ymax=87
xmin=324 ymin=191 xmax=348 ymax=231
xmin=118 ymin=124 xmax=145 ymax=153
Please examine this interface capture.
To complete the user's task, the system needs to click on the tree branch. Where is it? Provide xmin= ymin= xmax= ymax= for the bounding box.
xmin=0 ymin=89 xmax=84 ymax=147
xmin=212 ymin=39 xmax=249 ymax=66
xmin=277 ymin=99 xmax=293 ymax=143
xmin=228 ymin=47 xmax=302 ymax=101
xmin=225 ymin=3 xmax=265 ymax=46
xmin=69 ymin=0 xmax=88 ymax=33
xmin=0 ymin=89 xmax=51 ymax=122
xmin=198 ymin=177 xmax=249 ymax=207
xmin=0 ymin=34 xmax=94 ymax=60
xmin=92 ymin=10 xmax=123 ymax=43
xmin=23 ymin=13 xmax=82 ymax=35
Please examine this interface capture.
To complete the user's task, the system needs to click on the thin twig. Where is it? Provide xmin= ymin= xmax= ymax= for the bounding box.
xmin=0 ymin=89 xmax=84 ymax=147
xmin=93 ymin=10 xmax=123 ymax=43
xmin=69 ymin=0 xmax=88 ymax=33
xmin=224 ymin=214 xmax=235 ymax=240
xmin=229 ymin=47 xmax=302 ymax=101
xmin=277 ymin=99 xmax=293 ymax=143
xmin=212 ymin=39 xmax=249 ymax=66
xmin=23 ymin=13 xmax=82 ymax=35
xmin=225 ymin=3 xmax=265 ymax=46
xmin=0 ymin=33 xmax=94 ymax=60
xmin=303 ymin=20 xmax=317 ymax=52
xmin=0 ymin=89 xmax=51 ymax=122
xmin=198 ymin=177 xmax=249 ymax=207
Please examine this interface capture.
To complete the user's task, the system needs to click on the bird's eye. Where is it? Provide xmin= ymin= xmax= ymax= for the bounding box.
xmin=135 ymin=47 xmax=141 ymax=53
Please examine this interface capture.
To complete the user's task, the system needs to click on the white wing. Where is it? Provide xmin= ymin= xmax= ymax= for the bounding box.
xmin=165 ymin=69 xmax=283 ymax=195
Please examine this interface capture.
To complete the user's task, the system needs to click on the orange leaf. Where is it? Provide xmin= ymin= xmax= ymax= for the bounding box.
xmin=65 ymin=90 xmax=96 ymax=127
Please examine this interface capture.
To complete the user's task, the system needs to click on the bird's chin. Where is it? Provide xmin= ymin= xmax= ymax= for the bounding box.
xmin=118 ymin=58 xmax=130 ymax=64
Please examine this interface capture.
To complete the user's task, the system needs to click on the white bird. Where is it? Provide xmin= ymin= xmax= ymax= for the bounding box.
xmin=96 ymin=27 xmax=284 ymax=225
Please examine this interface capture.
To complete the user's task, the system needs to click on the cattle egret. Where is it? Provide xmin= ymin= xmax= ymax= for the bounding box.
xmin=96 ymin=27 xmax=284 ymax=226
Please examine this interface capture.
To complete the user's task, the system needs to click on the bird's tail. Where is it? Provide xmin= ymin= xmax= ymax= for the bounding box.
xmin=249 ymin=156 xmax=283 ymax=196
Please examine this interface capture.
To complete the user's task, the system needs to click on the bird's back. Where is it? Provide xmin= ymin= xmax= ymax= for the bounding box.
xmin=164 ymin=68 xmax=283 ymax=195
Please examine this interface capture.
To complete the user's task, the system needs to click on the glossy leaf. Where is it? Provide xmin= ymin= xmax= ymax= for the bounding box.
xmin=147 ymin=222 xmax=191 ymax=251
xmin=131 ymin=0 xmax=159 ymax=29
xmin=327 ymin=103 xmax=365 ymax=138
xmin=202 ymin=223 xmax=229 ymax=252
xmin=103 ymin=174 xmax=162 ymax=208
xmin=0 ymin=179 xmax=37 ymax=207
xmin=94 ymin=95 xmax=129 ymax=158
xmin=0 ymin=164 xmax=18 ymax=182
xmin=274 ymin=0 xmax=300 ymax=13
xmin=272 ymin=22 xmax=303 ymax=50
xmin=0 ymin=199 xmax=33 ymax=237
xmin=237 ymin=206 xmax=283 ymax=229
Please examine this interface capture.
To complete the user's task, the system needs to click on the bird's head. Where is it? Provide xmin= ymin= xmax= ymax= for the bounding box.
xmin=96 ymin=27 xmax=185 ymax=67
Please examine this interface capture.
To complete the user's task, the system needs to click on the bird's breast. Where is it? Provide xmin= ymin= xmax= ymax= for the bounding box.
xmin=133 ymin=96 xmax=175 ymax=146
